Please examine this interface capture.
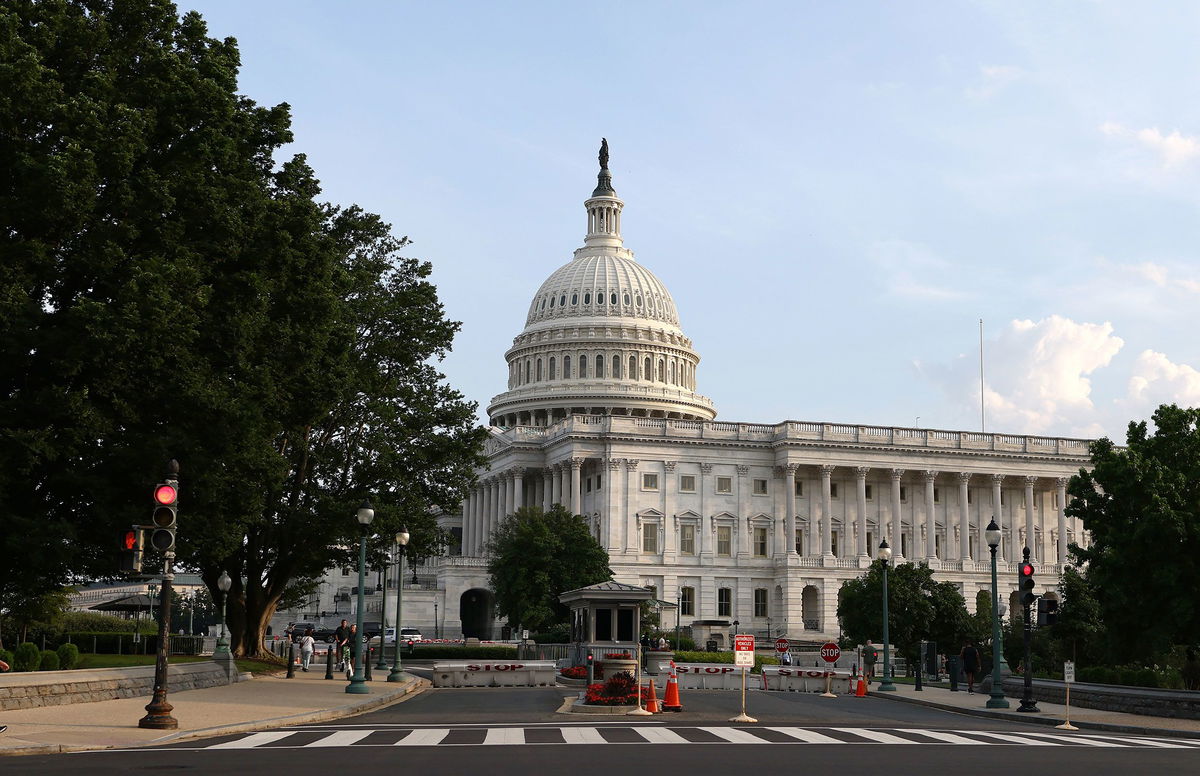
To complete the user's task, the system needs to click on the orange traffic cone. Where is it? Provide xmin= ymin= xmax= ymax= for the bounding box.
xmin=855 ymin=675 xmax=867 ymax=697
xmin=662 ymin=660 xmax=683 ymax=712
xmin=645 ymin=679 xmax=660 ymax=713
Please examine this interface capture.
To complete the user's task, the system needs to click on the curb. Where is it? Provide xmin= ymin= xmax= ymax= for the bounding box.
xmin=0 ymin=677 xmax=429 ymax=757
xmin=870 ymin=690 xmax=1200 ymax=739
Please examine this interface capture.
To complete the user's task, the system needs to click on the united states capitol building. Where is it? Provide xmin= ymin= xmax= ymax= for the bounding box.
xmin=303 ymin=144 xmax=1091 ymax=643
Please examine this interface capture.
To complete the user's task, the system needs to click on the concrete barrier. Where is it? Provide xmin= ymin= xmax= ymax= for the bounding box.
xmin=761 ymin=667 xmax=853 ymax=693
xmin=660 ymin=663 xmax=746 ymax=690
xmin=0 ymin=661 xmax=241 ymax=710
xmin=431 ymin=661 xmax=557 ymax=688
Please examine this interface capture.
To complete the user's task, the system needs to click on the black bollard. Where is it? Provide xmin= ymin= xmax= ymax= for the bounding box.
xmin=324 ymin=645 xmax=334 ymax=679
xmin=286 ymin=641 xmax=296 ymax=678
xmin=365 ymin=647 xmax=373 ymax=681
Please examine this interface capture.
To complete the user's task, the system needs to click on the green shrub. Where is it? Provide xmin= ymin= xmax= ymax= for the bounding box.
xmin=12 ymin=642 xmax=41 ymax=671
xmin=1135 ymin=668 xmax=1160 ymax=688
xmin=56 ymin=643 xmax=80 ymax=670
xmin=39 ymin=649 xmax=60 ymax=671
xmin=0 ymin=648 xmax=13 ymax=669
xmin=673 ymin=650 xmax=779 ymax=673
xmin=409 ymin=645 xmax=518 ymax=659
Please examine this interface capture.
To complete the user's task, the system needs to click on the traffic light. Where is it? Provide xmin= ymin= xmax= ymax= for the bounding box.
xmin=1018 ymin=558 xmax=1036 ymax=607
xmin=1037 ymin=597 xmax=1058 ymax=626
xmin=119 ymin=528 xmax=144 ymax=573
xmin=150 ymin=481 xmax=178 ymax=552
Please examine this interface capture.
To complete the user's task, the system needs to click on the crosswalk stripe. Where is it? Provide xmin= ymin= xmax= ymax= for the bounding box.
xmin=767 ymin=727 xmax=846 ymax=744
xmin=483 ymin=728 xmax=526 ymax=745
xmin=830 ymin=728 xmax=919 ymax=744
xmin=1018 ymin=731 xmax=1123 ymax=747
xmin=966 ymin=731 xmax=1064 ymax=746
xmin=696 ymin=727 xmax=769 ymax=744
xmin=632 ymin=727 xmax=691 ymax=744
xmin=304 ymin=731 xmax=374 ymax=747
xmin=1076 ymin=734 xmax=1193 ymax=749
xmin=209 ymin=731 xmax=296 ymax=749
xmin=560 ymin=727 xmax=607 ymax=744
xmin=394 ymin=729 xmax=450 ymax=746
xmin=904 ymin=730 xmax=988 ymax=745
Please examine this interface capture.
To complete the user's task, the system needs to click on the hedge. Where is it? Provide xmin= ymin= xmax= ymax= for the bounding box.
xmin=673 ymin=650 xmax=779 ymax=673
xmin=12 ymin=642 xmax=41 ymax=672
xmin=56 ymin=643 xmax=80 ymax=669
xmin=404 ymin=645 xmax=518 ymax=659
xmin=39 ymin=650 xmax=60 ymax=671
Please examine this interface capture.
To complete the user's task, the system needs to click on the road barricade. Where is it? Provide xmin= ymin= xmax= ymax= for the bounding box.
xmin=657 ymin=663 xmax=744 ymax=690
xmin=761 ymin=667 xmax=854 ymax=693
xmin=431 ymin=661 xmax=557 ymax=688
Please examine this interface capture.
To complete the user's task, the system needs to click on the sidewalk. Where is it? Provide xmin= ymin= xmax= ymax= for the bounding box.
xmin=870 ymin=681 xmax=1200 ymax=738
xmin=0 ymin=667 xmax=425 ymax=756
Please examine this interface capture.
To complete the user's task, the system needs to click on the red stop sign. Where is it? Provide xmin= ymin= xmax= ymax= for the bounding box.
xmin=820 ymin=642 xmax=841 ymax=663
xmin=774 ymin=637 xmax=790 ymax=654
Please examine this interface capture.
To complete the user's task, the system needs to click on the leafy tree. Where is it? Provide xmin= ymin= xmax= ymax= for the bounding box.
xmin=487 ymin=505 xmax=612 ymax=632
xmin=838 ymin=561 xmax=972 ymax=666
xmin=0 ymin=0 xmax=486 ymax=656
xmin=1067 ymin=404 xmax=1200 ymax=662
xmin=1046 ymin=565 xmax=1105 ymax=666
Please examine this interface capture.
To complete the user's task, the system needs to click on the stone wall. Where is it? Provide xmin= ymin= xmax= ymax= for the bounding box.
xmin=0 ymin=661 xmax=239 ymax=710
xmin=1003 ymin=677 xmax=1200 ymax=719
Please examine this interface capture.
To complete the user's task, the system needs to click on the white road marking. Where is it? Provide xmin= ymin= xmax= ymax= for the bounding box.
xmin=483 ymin=728 xmax=526 ymax=745
xmin=631 ymin=727 xmax=691 ymax=743
xmin=304 ymin=730 xmax=374 ymax=747
xmin=209 ymin=731 xmax=297 ymax=749
xmin=560 ymin=727 xmax=607 ymax=744
xmin=766 ymin=727 xmax=846 ymax=744
xmin=394 ymin=728 xmax=450 ymax=746
xmin=830 ymin=728 xmax=919 ymax=744
xmin=696 ymin=727 xmax=769 ymax=744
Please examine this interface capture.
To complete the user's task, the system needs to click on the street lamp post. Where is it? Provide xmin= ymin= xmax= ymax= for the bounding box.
xmin=346 ymin=501 xmax=374 ymax=694
xmin=214 ymin=571 xmax=232 ymax=658
xmin=375 ymin=553 xmax=390 ymax=671
xmin=985 ymin=518 xmax=1011 ymax=708
xmin=388 ymin=527 xmax=410 ymax=682
xmin=675 ymin=589 xmax=682 ymax=650
xmin=877 ymin=539 xmax=896 ymax=692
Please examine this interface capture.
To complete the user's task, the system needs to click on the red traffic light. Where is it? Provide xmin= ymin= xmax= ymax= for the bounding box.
xmin=1020 ymin=562 xmax=1035 ymax=577
xmin=122 ymin=530 xmax=137 ymax=550
xmin=153 ymin=484 xmax=177 ymax=505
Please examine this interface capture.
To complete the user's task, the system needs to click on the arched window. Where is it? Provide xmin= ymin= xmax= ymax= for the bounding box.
xmin=563 ymin=355 xmax=571 ymax=379
xmin=596 ymin=355 xmax=604 ymax=378
xmin=596 ymin=291 xmax=603 ymax=304
xmin=536 ymin=359 xmax=542 ymax=381
xmin=584 ymin=292 xmax=591 ymax=305
xmin=644 ymin=357 xmax=652 ymax=381
xmin=624 ymin=293 xmax=631 ymax=305
xmin=578 ymin=355 xmax=586 ymax=378
xmin=525 ymin=360 xmax=531 ymax=384
xmin=613 ymin=355 xmax=621 ymax=378
xmin=669 ymin=361 xmax=675 ymax=384
xmin=549 ymin=357 xmax=556 ymax=380
xmin=657 ymin=359 xmax=665 ymax=381
xmin=560 ymin=295 xmax=566 ymax=306
xmin=629 ymin=356 xmax=637 ymax=380
xmin=610 ymin=293 xmax=617 ymax=305
xmin=571 ymin=293 xmax=577 ymax=305
xmin=540 ymin=298 xmax=546 ymax=311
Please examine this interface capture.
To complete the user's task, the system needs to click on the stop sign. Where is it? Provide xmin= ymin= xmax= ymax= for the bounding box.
xmin=820 ymin=642 xmax=841 ymax=663
xmin=774 ymin=637 xmax=790 ymax=654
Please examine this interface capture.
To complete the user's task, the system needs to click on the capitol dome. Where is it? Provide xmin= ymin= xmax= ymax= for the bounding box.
xmin=487 ymin=141 xmax=717 ymax=427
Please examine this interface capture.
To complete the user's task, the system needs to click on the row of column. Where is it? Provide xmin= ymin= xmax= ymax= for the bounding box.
xmin=460 ymin=460 xmax=584 ymax=557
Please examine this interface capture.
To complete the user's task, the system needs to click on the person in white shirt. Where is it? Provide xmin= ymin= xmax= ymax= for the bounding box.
xmin=299 ymin=628 xmax=316 ymax=671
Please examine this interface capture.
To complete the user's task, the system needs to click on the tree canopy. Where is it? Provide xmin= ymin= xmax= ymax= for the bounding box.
xmin=1067 ymin=403 xmax=1200 ymax=662
xmin=487 ymin=505 xmax=612 ymax=633
xmin=837 ymin=561 xmax=976 ymax=663
xmin=0 ymin=0 xmax=486 ymax=655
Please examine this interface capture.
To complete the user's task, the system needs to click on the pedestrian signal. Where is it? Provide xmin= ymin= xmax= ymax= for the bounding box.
xmin=119 ymin=528 xmax=144 ymax=573
xmin=1036 ymin=597 xmax=1058 ymax=626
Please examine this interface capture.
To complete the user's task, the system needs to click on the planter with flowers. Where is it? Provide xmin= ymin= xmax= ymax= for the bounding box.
xmin=568 ymin=671 xmax=655 ymax=714
xmin=595 ymin=652 xmax=637 ymax=680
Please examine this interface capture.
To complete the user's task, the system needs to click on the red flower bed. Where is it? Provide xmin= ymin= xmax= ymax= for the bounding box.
xmin=582 ymin=671 xmax=653 ymax=706
xmin=560 ymin=665 xmax=588 ymax=679
xmin=603 ymin=653 xmax=632 ymax=659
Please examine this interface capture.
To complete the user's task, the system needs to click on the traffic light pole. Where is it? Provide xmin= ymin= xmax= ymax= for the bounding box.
xmin=139 ymin=550 xmax=178 ymax=729
xmin=1017 ymin=548 xmax=1040 ymax=713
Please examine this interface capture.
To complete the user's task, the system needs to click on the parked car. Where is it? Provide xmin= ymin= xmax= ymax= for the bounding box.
xmin=287 ymin=622 xmax=320 ymax=642
xmin=383 ymin=627 xmax=422 ymax=644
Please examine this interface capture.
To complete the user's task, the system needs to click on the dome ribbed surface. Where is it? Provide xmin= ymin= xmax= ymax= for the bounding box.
xmin=524 ymin=253 xmax=680 ymax=330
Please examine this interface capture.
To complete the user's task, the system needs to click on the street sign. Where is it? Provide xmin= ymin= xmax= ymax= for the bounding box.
xmin=774 ymin=637 xmax=790 ymax=653
xmin=820 ymin=642 xmax=841 ymax=663
xmin=1064 ymin=661 xmax=1075 ymax=683
xmin=734 ymin=634 xmax=755 ymax=667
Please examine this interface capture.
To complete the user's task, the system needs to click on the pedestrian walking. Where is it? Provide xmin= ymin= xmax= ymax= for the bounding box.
xmin=960 ymin=640 xmax=980 ymax=694
xmin=299 ymin=627 xmax=316 ymax=671
xmin=334 ymin=619 xmax=350 ymax=671
xmin=863 ymin=640 xmax=878 ymax=684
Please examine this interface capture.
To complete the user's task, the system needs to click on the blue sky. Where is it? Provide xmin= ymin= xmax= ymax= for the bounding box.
xmin=184 ymin=1 xmax=1200 ymax=440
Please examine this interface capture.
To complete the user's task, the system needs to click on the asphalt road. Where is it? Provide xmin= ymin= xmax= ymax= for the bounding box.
xmin=8 ymin=679 xmax=1200 ymax=775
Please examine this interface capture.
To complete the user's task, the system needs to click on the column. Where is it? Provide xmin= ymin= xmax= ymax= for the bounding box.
xmin=605 ymin=458 xmax=621 ymax=550
xmin=855 ymin=467 xmax=869 ymax=558
xmin=514 ymin=469 xmax=525 ymax=511
xmin=784 ymin=463 xmax=798 ymax=555
xmin=624 ymin=459 xmax=639 ymax=555
xmin=923 ymin=470 xmax=937 ymax=560
xmin=474 ymin=485 xmax=484 ymax=554
xmin=1056 ymin=477 xmax=1068 ymax=565
xmin=464 ymin=491 xmax=476 ymax=557
xmin=700 ymin=463 xmax=713 ymax=558
xmin=488 ymin=477 xmax=501 ymax=553
xmin=664 ymin=461 xmax=677 ymax=557
xmin=890 ymin=469 xmax=904 ymax=560
xmin=502 ymin=471 xmax=512 ymax=518
xmin=551 ymin=463 xmax=563 ymax=507
xmin=542 ymin=468 xmax=552 ymax=512
xmin=819 ymin=465 xmax=834 ymax=557
xmin=958 ymin=472 xmax=971 ymax=561
xmin=570 ymin=458 xmax=583 ymax=516
xmin=1024 ymin=475 xmax=1036 ymax=560
xmin=736 ymin=465 xmax=750 ymax=558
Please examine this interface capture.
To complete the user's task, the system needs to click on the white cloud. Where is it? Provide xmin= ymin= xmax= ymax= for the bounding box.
xmin=1100 ymin=122 xmax=1200 ymax=169
xmin=1127 ymin=350 xmax=1200 ymax=406
xmin=919 ymin=315 xmax=1124 ymax=436
xmin=966 ymin=64 xmax=1025 ymax=100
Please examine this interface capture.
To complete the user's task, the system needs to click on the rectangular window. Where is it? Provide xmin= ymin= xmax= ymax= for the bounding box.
xmin=753 ymin=478 xmax=768 ymax=496
xmin=642 ymin=473 xmax=659 ymax=491
xmin=1000 ymin=491 xmax=1006 ymax=506
xmin=866 ymin=531 xmax=874 ymax=553
xmin=794 ymin=529 xmax=803 ymax=555
xmin=595 ymin=608 xmax=612 ymax=641
xmin=680 ymin=524 xmax=696 ymax=554
xmin=596 ymin=475 xmax=601 ymax=490
xmin=901 ymin=534 xmax=909 ymax=557
xmin=830 ymin=482 xmax=839 ymax=499
xmin=753 ymin=588 xmax=768 ymax=617
xmin=900 ymin=486 xmax=908 ymax=502
xmin=585 ymin=477 xmax=592 ymax=493
xmin=967 ymin=489 xmax=973 ymax=504
xmin=680 ymin=586 xmax=695 ymax=616
xmin=679 ymin=474 xmax=696 ymax=493
xmin=717 ymin=525 xmax=732 ymax=556
xmin=717 ymin=587 xmax=732 ymax=617
xmin=795 ymin=480 xmax=804 ymax=497
xmin=642 ymin=523 xmax=658 ymax=553
xmin=716 ymin=476 xmax=732 ymax=494
xmin=831 ymin=529 xmax=839 ymax=557
xmin=934 ymin=487 xmax=940 ymax=503
xmin=865 ymin=484 xmax=873 ymax=500
xmin=753 ymin=527 xmax=768 ymax=556
xmin=935 ymin=534 xmax=942 ymax=558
